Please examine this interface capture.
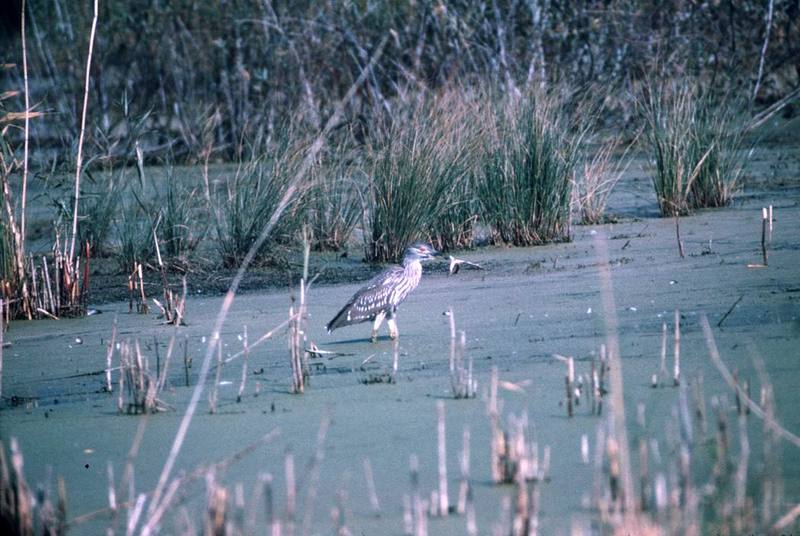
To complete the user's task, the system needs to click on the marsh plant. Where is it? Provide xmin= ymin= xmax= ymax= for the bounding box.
xmin=159 ymin=174 xmax=206 ymax=266
xmin=306 ymin=137 xmax=365 ymax=252
xmin=478 ymin=92 xmax=582 ymax=246
xmin=366 ymin=94 xmax=475 ymax=262
xmin=641 ymin=81 xmax=746 ymax=217
xmin=573 ymin=138 xmax=633 ymax=224
xmin=212 ymin=135 xmax=307 ymax=268
xmin=115 ymin=197 xmax=157 ymax=273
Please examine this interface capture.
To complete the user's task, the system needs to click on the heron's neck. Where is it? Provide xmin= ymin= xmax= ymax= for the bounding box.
xmin=402 ymin=256 xmax=421 ymax=268
xmin=403 ymin=259 xmax=423 ymax=277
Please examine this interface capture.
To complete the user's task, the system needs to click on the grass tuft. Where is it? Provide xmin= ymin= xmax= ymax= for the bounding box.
xmin=365 ymin=93 xmax=475 ymax=262
xmin=573 ymin=137 xmax=634 ymax=225
xmin=640 ymin=81 xmax=746 ymax=216
xmin=306 ymin=136 xmax=364 ymax=252
xmin=477 ymin=91 xmax=583 ymax=246
xmin=212 ymin=134 xmax=307 ymax=268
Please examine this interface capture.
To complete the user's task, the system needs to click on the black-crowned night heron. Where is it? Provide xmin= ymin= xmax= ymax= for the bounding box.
xmin=326 ymin=243 xmax=440 ymax=340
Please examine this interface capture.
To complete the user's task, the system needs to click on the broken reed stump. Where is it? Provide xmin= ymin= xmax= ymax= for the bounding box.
xmin=183 ymin=336 xmax=191 ymax=387
xmin=673 ymin=309 xmax=681 ymax=386
xmin=289 ymin=303 xmax=305 ymax=394
xmin=654 ymin=321 xmax=668 ymax=388
xmin=436 ymin=401 xmax=450 ymax=517
xmin=363 ymin=458 xmax=381 ymax=516
xmin=761 ymin=207 xmax=769 ymax=266
xmin=152 ymin=229 xmax=187 ymax=325
xmin=128 ymin=262 xmax=148 ymax=314
xmin=637 ymin=403 xmax=649 ymax=512
xmin=118 ymin=340 xmax=162 ymax=414
xmin=448 ymin=308 xmax=476 ymax=399
xmin=105 ymin=316 xmax=118 ymax=393
xmin=675 ymin=214 xmax=685 ymax=259
xmin=2 ymin=438 xmax=67 ymax=535
xmin=237 ymin=326 xmax=249 ymax=403
xmin=290 ymin=228 xmax=312 ymax=394
xmin=209 ymin=337 xmax=223 ymax=414
xmin=591 ymin=348 xmax=608 ymax=415
xmin=566 ymin=356 xmax=575 ymax=417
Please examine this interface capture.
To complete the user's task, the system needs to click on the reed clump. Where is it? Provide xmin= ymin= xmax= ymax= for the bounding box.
xmin=306 ymin=136 xmax=365 ymax=252
xmin=0 ymin=438 xmax=66 ymax=536
xmin=212 ymin=134 xmax=308 ymax=268
xmin=573 ymin=137 xmax=633 ymax=224
xmin=477 ymin=91 xmax=583 ymax=246
xmin=117 ymin=340 xmax=165 ymax=414
xmin=640 ymin=81 xmax=746 ymax=217
xmin=365 ymin=93 xmax=476 ymax=262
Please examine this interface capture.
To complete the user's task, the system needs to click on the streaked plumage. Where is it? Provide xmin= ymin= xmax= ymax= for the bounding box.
xmin=326 ymin=243 xmax=439 ymax=340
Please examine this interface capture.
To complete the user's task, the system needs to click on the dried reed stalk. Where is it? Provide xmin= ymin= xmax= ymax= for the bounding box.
xmin=699 ymin=315 xmax=800 ymax=447
xmin=285 ymin=451 xmax=296 ymax=535
xmin=436 ymin=401 xmax=449 ymax=517
xmin=363 ymin=459 xmax=381 ymax=515
xmin=675 ymin=215 xmax=685 ymax=259
xmin=237 ymin=326 xmax=248 ymax=403
xmin=449 ymin=308 xmax=476 ymax=398
xmin=105 ymin=315 xmax=117 ymax=392
xmin=208 ymin=338 xmax=222 ymax=414
xmin=566 ymin=356 xmax=575 ymax=417
xmin=761 ymin=207 xmax=769 ymax=266
xmin=68 ymin=0 xmax=99 ymax=265
xmin=156 ymin=334 xmax=176 ymax=393
xmin=673 ymin=310 xmax=681 ymax=386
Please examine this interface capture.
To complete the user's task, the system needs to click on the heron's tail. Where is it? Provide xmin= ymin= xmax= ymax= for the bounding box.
xmin=326 ymin=305 xmax=351 ymax=333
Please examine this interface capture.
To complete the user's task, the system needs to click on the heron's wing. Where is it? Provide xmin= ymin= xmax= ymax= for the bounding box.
xmin=326 ymin=267 xmax=403 ymax=332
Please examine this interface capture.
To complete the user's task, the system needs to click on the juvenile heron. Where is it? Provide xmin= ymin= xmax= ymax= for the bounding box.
xmin=326 ymin=243 xmax=440 ymax=340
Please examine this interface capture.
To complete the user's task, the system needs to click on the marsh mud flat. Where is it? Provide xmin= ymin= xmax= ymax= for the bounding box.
xmin=2 ymin=146 xmax=800 ymax=534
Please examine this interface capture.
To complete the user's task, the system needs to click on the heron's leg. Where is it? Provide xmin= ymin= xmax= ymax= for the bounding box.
xmin=371 ymin=311 xmax=386 ymax=342
xmin=387 ymin=317 xmax=398 ymax=339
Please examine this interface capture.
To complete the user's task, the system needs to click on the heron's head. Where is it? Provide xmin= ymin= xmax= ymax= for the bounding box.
xmin=402 ymin=242 xmax=440 ymax=265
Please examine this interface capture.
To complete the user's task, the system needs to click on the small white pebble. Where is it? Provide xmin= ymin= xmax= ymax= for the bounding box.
xmin=586 ymin=307 xmax=592 ymax=314
xmin=628 ymin=307 xmax=637 ymax=312
xmin=75 ymin=337 xmax=83 ymax=344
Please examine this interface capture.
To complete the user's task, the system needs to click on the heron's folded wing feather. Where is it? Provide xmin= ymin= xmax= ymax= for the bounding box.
xmin=326 ymin=267 xmax=402 ymax=331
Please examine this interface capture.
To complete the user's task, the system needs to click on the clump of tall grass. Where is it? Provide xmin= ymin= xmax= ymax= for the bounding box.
xmin=365 ymin=93 xmax=476 ymax=262
xmin=159 ymin=172 xmax=206 ymax=268
xmin=76 ymin=171 xmax=122 ymax=257
xmin=573 ymin=138 xmax=634 ymax=224
xmin=477 ymin=91 xmax=583 ymax=246
xmin=115 ymin=198 xmax=156 ymax=273
xmin=305 ymin=136 xmax=364 ymax=252
xmin=212 ymin=134 xmax=307 ymax=268
xmin=640 ymin=81 xmax=746 ymax=216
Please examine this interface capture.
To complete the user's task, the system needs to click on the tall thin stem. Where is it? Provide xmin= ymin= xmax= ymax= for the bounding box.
xmin=752 ymin=0 xmax=775 ymax=103
xmin=21 ymin=0 xmax=29 ymax=244
xmin=69 ymin=0 xmax=99 ymax=264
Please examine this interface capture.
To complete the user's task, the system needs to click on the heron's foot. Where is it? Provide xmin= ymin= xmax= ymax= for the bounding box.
xmin=387 ymin=318 xmax=398 ymax=340
xmin=389 ymin=328 xmax=398 ymax=340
